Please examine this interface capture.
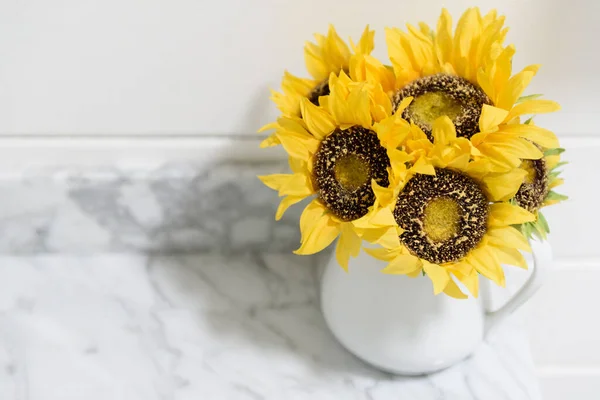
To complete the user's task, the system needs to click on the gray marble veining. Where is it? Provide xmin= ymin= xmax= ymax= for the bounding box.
xmin=0 ymin=252 xmax=541 ymax=400
xmin=0 ymin=162 xmax=301 ymax=253
xmin=0 ymin=162 xmax=542 ymax=399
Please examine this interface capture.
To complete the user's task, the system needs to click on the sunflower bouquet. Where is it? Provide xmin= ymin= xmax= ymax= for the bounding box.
xmin=259 ymin=8 xmax=566 ymax=299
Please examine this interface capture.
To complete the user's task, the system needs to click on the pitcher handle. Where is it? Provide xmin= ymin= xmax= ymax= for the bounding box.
xmin=485 ymin=238 xmax=553 ymax=336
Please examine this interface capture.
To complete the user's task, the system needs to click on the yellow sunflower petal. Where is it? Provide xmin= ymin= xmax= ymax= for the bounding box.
xmin=370 ymin=206 xmax=397 ymax=226
xmin=484 ymin=134 xmax=544 ymax=160
xmin=304 ymin=42 xmax=329 ymax=81
xmin=412 ymin=156 xmax=436 ymax=175
xmin=271 ymin=71 xmax=316 ymax=117
xmin=489 ymin=203 xmax=535 ymax=226
xmin=505 ymin=99 xmax=561 ymax=121
xmin=476 ymin=16 xmax=505 ymax=66
xmin=345 ymin=86 xmax=372 ymax=129
xmin=395 ymin=96 xmax=414 ymax=114
xmin=374 ymin=227 xmax=402 ymax=248
xmin=549 ymin=178 xmax=565 ymax=190
xmin=299 ymin=97 xmax=336 ymax=140
xmin=453 ymin=8 xmax=481 ymax=79
xmin=328 ymin=76 xmax=372 ymax=129
xmin=468 ymin=247 xmax=506 ymax=287
xmin=280 ymin=173 xmax=313 ymax=197
xmin=454 ymin=8 xmax=478 ymax=60
xmin=419 ymin=22 xmax=432 ymax=38
xmin=260 ymin=133 xmax=281 ymax=148
xmin=352 ymin=25 xmax=375 ymax=55
xmin=422 ymin=261 xmax=450 ymax=295
xmin=494 ymin=246 xmax=528 ymax=269
xmin=386 ymin=28 xmax=412 ymax=70
xmin=258 ymin=174 xmax=291 ymax=192
xmin=499 ymin=124 xmax=559 ymax=149
xmin=407 ymin=268 xmax=424 ymax=278
xmin=445 ymin=152 xmax=471 ymax=170
xmin=363 ymin=246 xmax=400 ymax=262
xmin=258 ymin=122 xmax=280 ymax=133
xmin=481 ymin=169 xmax=527 ymax=201
xmin=487 ymin=226 xmax=531 ymax=252
xmin=275 ymin=195 xmax=305 ymax=221
xmin=382 ymin=254 xmax=422 ymax=275
xmin=443 ymin=278 xmax=468 ymax=299
xmin=545 ymin=154 xmax=561 ymax=170
xmin=371 ymin=179 xmax=394 ymax=206
xmin=299 ymin=199 xmax=326 ymax=242
xmin=477 ymin=69 xmax=495 ymax=101
xmin=432 ymin=116 xmax=457 ymax=145
xmin=496 ymin=65 xmax=539 ymax=110
xmin=490 ymin=45 xmax=516 ymax=102
xmin=358 ymin=213 xmax=401 ymax=241
xmin=294 ymin=212 xmax=340 ymax=255
xmin=276 ymin=129 xmax=320 ymax=160
xmin=453 ymin=268 xmax=480 ymax=298
xmin=476 ymin=143 xmax=522 ymax=169
xmin=389 ymin=148 xmax=413 ymax=173
xmin=324 ymin=25 xmax=351 ymax=69
xmin=543 ymin=199 xmax=561 ymax=206
xmin=435 ymin=8 xmax=453 ymax=65
xmin=479 ymin=104 xmax=509 ymax=132
xmin=288 ymin=157 xmax=307 ymax=174
xmin=336 ymin=224 xmax=362 ymax=271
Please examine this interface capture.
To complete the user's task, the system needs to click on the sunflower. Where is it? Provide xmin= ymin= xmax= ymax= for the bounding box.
xmin=258 ymin=76 xmax=403 ymax=269
xmin=364 ymin=116 xmax=536 ymax=298
xmin=514 ymin=147 xmax=568 ymax=239
xmin=385 ymin=7 xmax=560 ymax=172
xmin=263 ymin=71 xmax=393 ymax=160
xmin=261 ymin=25 xmax=395 ymax=148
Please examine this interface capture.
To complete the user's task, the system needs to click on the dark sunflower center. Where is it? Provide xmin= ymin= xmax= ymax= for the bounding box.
xmin=394 ymin=168 xmax=489 ymax=264
xmin=392 ymin=74 xmax=492 ymax=141
xmin=308 ymin=79 xmax=330 ymax=106
xmin=514 ymin=158 xmax=549 ymax=213
xmin=314 ymin=126 xmax=390 ymax=221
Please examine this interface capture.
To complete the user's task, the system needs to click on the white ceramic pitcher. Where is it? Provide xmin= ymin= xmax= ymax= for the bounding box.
xmin=319 ymin=239 xmax=552 ymax=375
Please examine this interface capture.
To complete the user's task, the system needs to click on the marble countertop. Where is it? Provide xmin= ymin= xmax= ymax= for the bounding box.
xmin=0 ymin=251 xmax=541 ymax=400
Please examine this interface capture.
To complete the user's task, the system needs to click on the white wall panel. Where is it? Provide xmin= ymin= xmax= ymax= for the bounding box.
xmin=544 ymin=137 xmax=600 ymax=261
xmin=544 ymin=138 xmax=599 ymax=261
xmin=525 ymin=266 xmax=600 ymax=366
xmin=540 ymin=375 xmax=600 ymax=400
xmin=0 ymin=0 xmax=596 ymax=135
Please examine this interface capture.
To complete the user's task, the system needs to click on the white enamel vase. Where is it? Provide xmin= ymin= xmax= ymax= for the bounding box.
xmin=319 ymin=239 xmax=552 ymax=375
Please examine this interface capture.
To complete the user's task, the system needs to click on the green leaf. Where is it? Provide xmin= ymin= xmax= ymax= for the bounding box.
xmin=548 ymin=170 xmax=563 ymax=180
xmin=517 ymin=94 xmax=544 ymax=103
xmin=519 ymin=222 xmax=533 ymax=239
xmin=524 ymin=117 xmax=534 ymax=125
xmin=546 ymin=191 xmax=569 ymax=201
xmin=544 ymin=148 xmax=566 ymax=156
xmin=537 ymin=212 xmax=550 ymax=234
xmin=531 ymin=225 xmax=544 ymax=241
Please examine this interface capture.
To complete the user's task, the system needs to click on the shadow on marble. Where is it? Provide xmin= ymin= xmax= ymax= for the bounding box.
xmin=147 ymin=252 xmax=542 ymax=398
xmin=147 ymin=250 xmax=399 ymax=381
xmin=0 ymin=253 xmax=541 ymax=399
xmin=0 ymin=156 xmax=307 ymax=254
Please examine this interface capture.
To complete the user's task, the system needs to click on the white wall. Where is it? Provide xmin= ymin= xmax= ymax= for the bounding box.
xmin=1 ymin=0 xmax=598 ymax=397
xmin=522 ymin=138 xmax=600 ymax=399
xmin=0 ymin=0 xmax=597 ymax=135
